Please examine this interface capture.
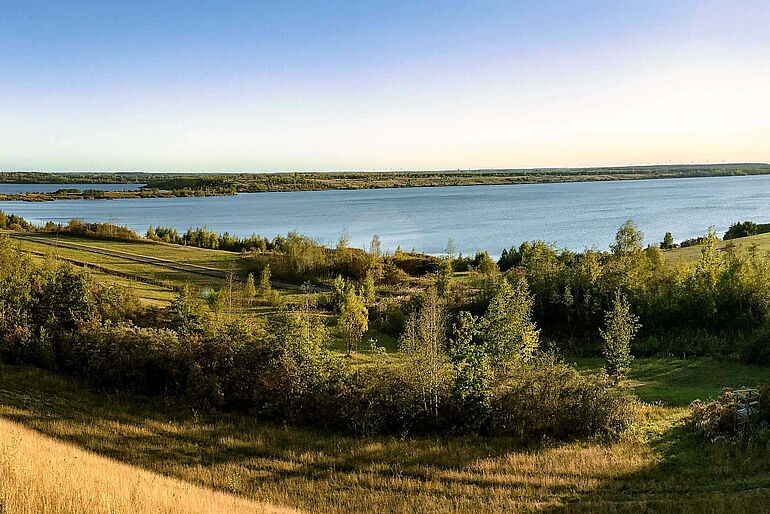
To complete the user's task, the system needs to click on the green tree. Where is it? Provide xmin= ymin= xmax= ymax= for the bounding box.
xmin=169 ymin=286 xmax=204 ymax=335
xmin=601 ymin=290 xmax=640 ymax=379
xmin=243 ymin=273 xmax=256 ymax=303
xmin=338 ymin=288 xmax=368 ymax=356
xmin=449 ymin=311 xmax=491 ymax=430
xmin=476 ymin=251 xmax=498 ymax=276
xmin=399 ymin=288 xmax=448 ymax=418
xmin=436 ymin=257 xmax=454 ymax=296
xmin=330 ymin=275 xmax=347 ymax=312
xmin=481 ymin=276 xmax=539 ymax=370
xmin=362 ymin=272 xmax=376 ymax=306
xmin=660 ymin=232 xmax=674 ymax=249
xmin=258 ymin=264 xmax=272 ymax=296
xmin=611 ymin=219 xmax=644 ymax=256
xmin=146 ymin=225 xmax=157 ymax=240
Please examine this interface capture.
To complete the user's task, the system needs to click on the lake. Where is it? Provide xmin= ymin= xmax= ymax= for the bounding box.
xmin=0 ymin=183 xmax=143 ymax=194
xmin=1 ymin=175 xmax=769 ymax=256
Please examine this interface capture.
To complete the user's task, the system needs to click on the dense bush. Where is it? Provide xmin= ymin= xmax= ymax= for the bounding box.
xmin=689 ymin=386 xmax=770 ymax=442
xmin=490 ymin=358 xmax=636 ymax=440
xmin=688 ymin=390 xmax=738 ymax=441
xmin=43 ymin=219 xmax=141 ymax=241
xmin=724 ymin=220 xmax=770 ymax=240
xmin=0 ymin=210 xmax=34 ymax=231
xmin=741 ymin=324 xmax=770 ymax=366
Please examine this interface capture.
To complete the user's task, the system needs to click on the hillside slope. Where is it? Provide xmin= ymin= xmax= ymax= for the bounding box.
xmin=0 ymin=417 xmax=298 ymax=514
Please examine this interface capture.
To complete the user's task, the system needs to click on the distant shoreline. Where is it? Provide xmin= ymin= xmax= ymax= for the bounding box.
xmin=1 ymin=163 xmax=769 ymax=201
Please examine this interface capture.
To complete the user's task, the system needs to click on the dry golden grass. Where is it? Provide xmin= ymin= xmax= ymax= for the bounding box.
xmin=0 ymin=417 xmax=299 ymax=514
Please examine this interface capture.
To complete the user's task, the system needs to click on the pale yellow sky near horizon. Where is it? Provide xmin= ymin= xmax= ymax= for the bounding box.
xmin=2 ymin=2 xmax=769 ymax=172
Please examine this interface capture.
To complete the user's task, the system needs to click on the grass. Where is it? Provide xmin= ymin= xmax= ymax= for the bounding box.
xmin=664 ymin=231 xmax=770 ymax=263
xmin=1 ymin=359 xmax=769 ymax=513
xmin=0 ymin=418 xmax=292 ymax=514
xmin=572 ymin=357 xmax=770 ymax=405
xmin=13 ymin=235 xmax=229 ymax=290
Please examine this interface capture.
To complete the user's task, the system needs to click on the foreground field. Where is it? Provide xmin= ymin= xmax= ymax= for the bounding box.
xmin=0 ymin=418 xmax=293 ymax=514
xmin=1 ymin=359 xmax=768 ymax=513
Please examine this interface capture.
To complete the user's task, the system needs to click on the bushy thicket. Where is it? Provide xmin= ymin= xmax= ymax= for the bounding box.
xmin=0 ymin=210 xmax=34 ymax=231
xmin=42 ymin=219 xmax=141 ymax=241
xmin=490 ymin=224 xmax=770 ymax=359
xmin=0 ymin=235 xmax=634 ymax=440
xmin=491 ymin=357 xmax=635 ymax=440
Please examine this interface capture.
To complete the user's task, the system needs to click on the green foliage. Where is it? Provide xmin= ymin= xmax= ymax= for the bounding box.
xmin=243 ymin=272 xmax=256 ymax=301
xmin=0 ymin=232 xmax=643 ymax=441
xmin=450 ymin=311 xmax=491 ymax=430
xmin=724 ymin=220 xmax=770 ymax=240
xmin=330 ymin=275 xmax=347 ymax=312
xmin=741 ymin=323 xmax=770 ymax=366
xmin=491 ymin=356 xmax=636 ymax=440
xmin=338 ymin=288 xmax=368 ymax=355
xmin=258 ymin=264 xmax=271 ymax=296
xmin=362 ymin=272 xmax=376 ymax=306
xmin=660 ymin=231 xmax=675 ymax=249
xmin=601 ymin=291 xmax=639 ymax=379
xmin=435 ymin=257 xmax=454 ymax=296
xmin=0 ymin=210 xmax=34 ymax=231
xmin=481 ymin=276 xmax=539 ymax=369
xmin=611 ymin=219 xmax=644 ymax=256
xmin=42 ymin=218 xmax=141 ymax=241
xmin=169 ymin=286 xmax=205 ymax=335
xmin=399 ymin=289 xmax=450 ymax=419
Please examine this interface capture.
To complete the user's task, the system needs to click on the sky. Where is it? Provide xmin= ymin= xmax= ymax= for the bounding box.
xmin=1 ymin=0 xmax=769 ymax=172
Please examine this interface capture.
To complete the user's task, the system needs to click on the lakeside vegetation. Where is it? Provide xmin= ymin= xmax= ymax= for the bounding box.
xmin=1 ymin=209 xmax=769 ymax=512
xmin=1 ymin=163 xmax=770 ymax=200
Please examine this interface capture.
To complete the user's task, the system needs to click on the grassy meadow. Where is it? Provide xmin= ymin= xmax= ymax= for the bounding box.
xmin=1 ymin=360 xmax=769 ymax=513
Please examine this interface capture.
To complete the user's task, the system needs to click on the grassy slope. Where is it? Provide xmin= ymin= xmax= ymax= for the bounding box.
xmin=573 ymin=358 xmax=770 ymax=405
xmin=664 ymin=232 xmax=770 ymax=263
xmin=0 ymin=418 xmax=293 ymax=514
xmin=1 ymin=359 xmax=768 ymax=513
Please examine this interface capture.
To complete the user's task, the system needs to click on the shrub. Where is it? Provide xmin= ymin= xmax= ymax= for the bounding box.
xmin=741 ymin=325 xmax=770 ymax=366
xmin=490 ymin=357 xmax=636 ymax=440
xmin=688 ymin=389 xmax=738 ymax=440
xmin=63 ymin=322 xmax=188 ymax=396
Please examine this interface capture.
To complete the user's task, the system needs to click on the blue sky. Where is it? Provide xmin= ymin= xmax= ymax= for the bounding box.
xmin=1 ymin=1 xmax=768 ymax=171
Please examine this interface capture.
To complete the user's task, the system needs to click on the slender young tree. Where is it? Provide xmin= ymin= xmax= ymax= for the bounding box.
xmin=611 ymin=219 xmax=644 ymax=256
xmin=601 ymin=290 xmax=640 ymax=379
xmin=244 ymin=273 xmax=256 ymax=303
xmin=258 ymin=264 xmax=272 ymax=296
xmin=338 ymin=288 xmax=368 ymax=356
xmin=362 ymin=271 xmax=376 ymax=306
xmin=436 ymin=257 xmax=454 ymax=296
xmin=399 ymin=288 xmax=448 ymax=419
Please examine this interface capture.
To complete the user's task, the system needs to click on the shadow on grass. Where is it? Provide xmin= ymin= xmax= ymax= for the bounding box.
xmin=538 ymin=409 xmax=770 ymax=513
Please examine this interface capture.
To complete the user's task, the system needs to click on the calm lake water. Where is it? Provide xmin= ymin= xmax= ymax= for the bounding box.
xmin=1 ymin=175 xmax=769 ymax=255
xmin=0 ymin=183 xmax=143 ymax=193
